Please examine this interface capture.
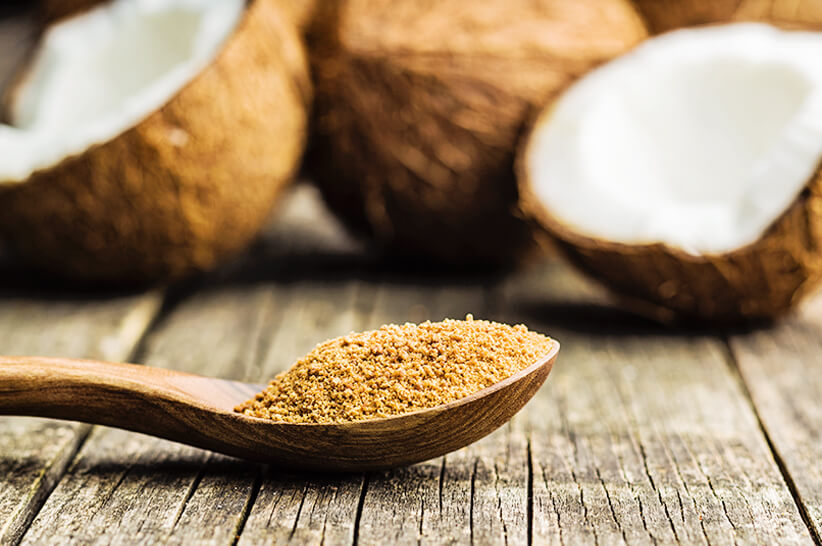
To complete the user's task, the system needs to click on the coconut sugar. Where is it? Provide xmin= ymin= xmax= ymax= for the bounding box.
xmin=235 ymin=315 xmax=554 ymax=424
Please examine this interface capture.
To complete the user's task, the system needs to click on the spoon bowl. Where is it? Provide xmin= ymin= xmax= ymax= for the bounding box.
xmin=0 ymin=341 xmax=559 ymax=471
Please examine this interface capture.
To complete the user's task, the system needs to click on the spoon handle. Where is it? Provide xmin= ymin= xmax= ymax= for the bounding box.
xmin=0 ymin=355 xmax=219 ymax=426
xmin=0 ymin=355 xmax=277 ymax=462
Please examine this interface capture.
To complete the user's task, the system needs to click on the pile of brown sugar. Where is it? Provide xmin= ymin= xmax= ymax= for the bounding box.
xmin=235 ymin=315 xmax=554 ymax=424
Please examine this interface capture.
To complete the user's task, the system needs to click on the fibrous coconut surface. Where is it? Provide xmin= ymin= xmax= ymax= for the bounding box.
xmin=633 ymin=0 xmax=822 ymax=34
xmin=521 ymin=23 xmax=822 ymax=324
xmin=0 ymin=0 xmax=310 ymax=284
xmin=308 ymin=0 xmax=647 ymax=266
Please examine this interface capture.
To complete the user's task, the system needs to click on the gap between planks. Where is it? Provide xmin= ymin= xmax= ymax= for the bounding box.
xmin=0 ymin=292 xmax=164 ymax=545
xmin=721 ymin=332 xmax=822 ymax=546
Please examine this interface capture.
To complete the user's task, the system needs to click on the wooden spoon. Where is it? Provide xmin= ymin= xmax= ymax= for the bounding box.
xmin=0 ymin=341 xmax=559 ymax=471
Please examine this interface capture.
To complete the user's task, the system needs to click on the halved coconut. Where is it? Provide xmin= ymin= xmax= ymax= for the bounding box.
xmin=633 ymin=0 xmax=822 ymax=34
xmin=0 ymin=0 xmax=310 ymax=283
xmin=307 ymin=0 xmax=647 ymax=266
xmin=520 ymin=23 xmax=822 ymax=324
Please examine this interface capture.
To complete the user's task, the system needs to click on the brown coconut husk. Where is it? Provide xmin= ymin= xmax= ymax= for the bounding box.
xmin=633 ymin=0 xmax=822 ymax=34
xmin=518 ymin=2 xmax=822 ymax=325
xmin=518 ymin=112 xmax=822 ymax=326
xmin=307 ymin=0 xmax=648 ymax=266
xmin=0 ymin=0 xmax=311 ymax=284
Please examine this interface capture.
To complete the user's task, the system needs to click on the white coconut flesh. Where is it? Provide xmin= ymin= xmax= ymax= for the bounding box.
xmin=528 ymin=23 xmax=822 ymax=256
xmin=0 ymin=0 xmax=244 ymax=183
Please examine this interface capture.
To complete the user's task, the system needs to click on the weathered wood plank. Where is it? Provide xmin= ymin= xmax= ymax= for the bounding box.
xmin=353 ymin=281 xmax=509 ymax=546
xmin=17 ymin=285 xmax=269 ymax=545
xmin=729 ymin=296 xmax=822 ymax=542
xmin=226 ymin=272 xmax=490 ymax=546
xmin=0 ymin=287 xmax=163 ymax=545
xmin=19 ymin=186 xmax=370 ymax=545
xmin=503 ymin=262 xmax=814 ymax=545
xmin=463 ymin=418 xmax=530 ymax=546
xmin=238 ymin=280 xmax=370 ymax=545
xmin=7 ymin=180 xmax=817 ymax=545
xmin=240 ymin=469 xmax=366 ymax=545
xmin=172 ymin=187 xmax=369 ymax=545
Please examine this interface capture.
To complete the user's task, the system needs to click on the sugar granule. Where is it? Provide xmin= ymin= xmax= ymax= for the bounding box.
xmin=235 ymin=315 xmax=554 ymax=424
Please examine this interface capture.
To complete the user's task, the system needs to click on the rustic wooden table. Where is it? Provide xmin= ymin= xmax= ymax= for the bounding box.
xmin=3 ymin=8 xmax=822 ymax=546
xmin=1 ymin=184 xmax=821 ymax=545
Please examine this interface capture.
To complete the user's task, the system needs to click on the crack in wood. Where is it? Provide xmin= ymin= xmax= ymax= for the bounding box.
xmin=526 ymin=436 xmax=533 ymax=546
xmin=469 ymin=461 xmax=477 ymax=545
xmin=169 ymin=455 xmax=209 ymax=533
xmin=438 ymin=456 xmax=446 ymax=516
xmin=352 ymin=474 xmax=368 ymax=546
xmin=635 ymin=495 xmax=656 ymax=545
xmin=289 ymin=484 xmax=309 ymax=541
xmin=674 ymin=429 xmax=738 ymax=537
xmin=492 ymin=462 xmax=510 ymax=546
xmin=657 ymin=423 xmax=711 ymax=545
xmin=544 ymin=469 xmax=565 ymax=546
xmin=674 ymin=489 xmax=685 ymax=526
xmin=417 ymin=496 xmax=424 ymax=545
xmin=613 ymin=374 xmax=680 ymax=543
xmin=596 ymin=467 xmax=627 ymax=545
xmin=231 ymin=468 xmax=262 ymax=546
xmin=1 ymin=424 xmax=92 ymax=546
xmin=723 ymin=336 xmax=822 ymax=546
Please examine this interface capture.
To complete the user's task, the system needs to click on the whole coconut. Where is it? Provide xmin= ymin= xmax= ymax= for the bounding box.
xmin=308 ymin=0 xmax=647 ymax=266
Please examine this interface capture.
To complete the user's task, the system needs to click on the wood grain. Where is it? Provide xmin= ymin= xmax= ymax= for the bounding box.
xmin=498 ymin=262 xmax=813 ymax=545
xmin=16 ymin=285 xmax=272 ymax=545
xmin=353 ymin=280 xmax=531 ymax=546
xmin=238 ymin=281 xmax=371 ymax=545
xmin=0 ymin=290 xmax=162 ymax=545
xmin=729 ymin=297 xmax=822 ymax=541
xmin=19 ymin=187 xmax=368 ymax=544
xmin=2 ymin=181 xmax=820 ymax=543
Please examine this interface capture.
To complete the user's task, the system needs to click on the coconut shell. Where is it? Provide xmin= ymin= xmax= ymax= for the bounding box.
xmin=39 ymin=0 xmax=107 ymax=23
xmin=0 ymin=0 xmax=311 ymax=284
xmin=630 ymin=0 xmax=740 ymax=33
xmin=633 ymin=0 xmax=822 ymax=34
xmin=519 ymin=124 xmax=822 ymax=326
xmin=307 ymin=0 xmax=647 ymax=266
xmin=283 ymin=0 xmax=317 ymax=31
